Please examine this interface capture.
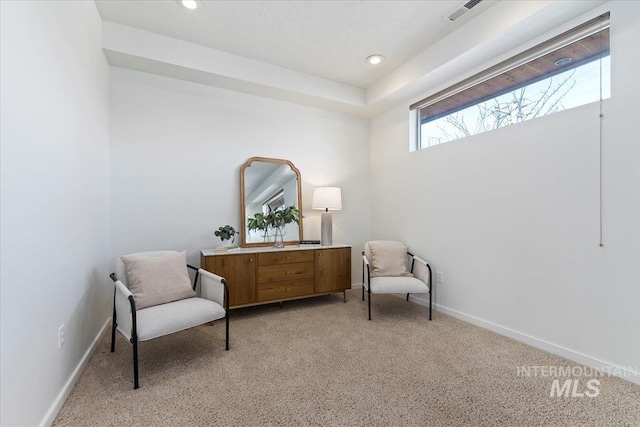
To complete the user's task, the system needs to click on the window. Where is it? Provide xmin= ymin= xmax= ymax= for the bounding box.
xmin=264 ymin=190 xmax=285 ymax=212
xmin=411 ymin=13 xmax=610 ymax=150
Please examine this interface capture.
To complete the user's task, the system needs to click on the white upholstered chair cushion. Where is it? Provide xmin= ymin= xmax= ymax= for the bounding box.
xmin=370 ymin=276 xmax=429 ymax=294
xmin=366 ymin=240 xmax=411 ymax=277
xmin=117 ymin=297 xmax=226 ymax=342
xmin=120 ymin=251 xmax=196 ymax=309
xmin=115 ymin=250 xmax=178 ymax=288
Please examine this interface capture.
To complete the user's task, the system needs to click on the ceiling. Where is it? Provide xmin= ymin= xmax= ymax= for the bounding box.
xmin=95 ymin=0 xmax=496 ymax=88
xmin=94 ymin=0 xmax=608 ymax=116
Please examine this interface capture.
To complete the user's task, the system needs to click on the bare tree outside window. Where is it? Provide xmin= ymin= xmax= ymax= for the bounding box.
xmin=420 ymin=56 xmax=609 ymax=148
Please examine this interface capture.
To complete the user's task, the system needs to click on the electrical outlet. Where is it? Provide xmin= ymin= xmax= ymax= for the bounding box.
xmin=58 ymin=324 xmax=65 ymax=350
xmin=437 ymin=271 xmax=443 ymax=284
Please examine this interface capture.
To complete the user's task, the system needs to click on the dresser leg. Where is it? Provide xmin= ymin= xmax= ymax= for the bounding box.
xmin=279 ymin=301 xmax=283 ymax=308
xmin=343 ymin=291 xmax=346 ymax=303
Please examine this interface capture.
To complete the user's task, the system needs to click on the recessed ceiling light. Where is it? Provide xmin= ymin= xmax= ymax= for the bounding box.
xmin=554 ymin=57 xmax=572 ymax=66
xmin=366 ymin=54 xmax=385 ymax=65
xmin=179 ymin=0 xmax=202 ymax=10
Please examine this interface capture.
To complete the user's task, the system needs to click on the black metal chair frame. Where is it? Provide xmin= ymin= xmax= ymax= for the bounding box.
xmin=362 ymin=251 xmax=432 ymax=321
xmin=109 ymin=264 xmax=229 ymax=389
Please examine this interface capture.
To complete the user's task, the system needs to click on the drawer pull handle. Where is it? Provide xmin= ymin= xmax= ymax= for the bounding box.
xmin=286 ymin=271 xmax=290 ymax=274
xmin=286 ymin=256 xmax=290 ymax=260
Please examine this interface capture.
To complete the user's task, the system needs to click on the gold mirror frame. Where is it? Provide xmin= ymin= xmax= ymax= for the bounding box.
xmin=240 ymin=157 xmax=303 ymax=247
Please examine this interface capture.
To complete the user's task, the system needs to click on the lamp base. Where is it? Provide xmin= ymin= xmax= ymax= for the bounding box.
xmin=320 ymin=212 xmax=333 ymax=246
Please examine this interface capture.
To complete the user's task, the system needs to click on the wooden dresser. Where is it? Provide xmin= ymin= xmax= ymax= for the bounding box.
xmin=201 ymin=245 xmax=351 ymax=308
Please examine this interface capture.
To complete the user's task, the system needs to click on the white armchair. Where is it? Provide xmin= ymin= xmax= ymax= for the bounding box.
xmin=362 ymin=241 xmax=432 ymax=320
xmin=109 ymin=250 xmax=229 ymax=389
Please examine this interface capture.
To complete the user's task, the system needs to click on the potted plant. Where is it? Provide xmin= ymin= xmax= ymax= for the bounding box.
xmin=214 ymin=225 xmax=239 ymax=249
xmin=247 ymin=205 xmax=300 ymax=247
xmin=246 ymin=212 xmax=270 ymax=242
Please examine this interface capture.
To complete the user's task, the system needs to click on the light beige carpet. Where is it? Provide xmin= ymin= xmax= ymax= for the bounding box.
xmin=54 ymin=289 xmax=640 ymax=426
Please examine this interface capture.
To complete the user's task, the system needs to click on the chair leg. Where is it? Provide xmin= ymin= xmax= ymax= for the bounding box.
xmin=406 ymin=293 xmax=410 ymax=302
xmin=361 ymin=284 xmax=364 ymax=301
xmin=110 ymin=318 xmax=116 ymax=353
xmin=126 ymin=295 xmax=140 ymax=389
xmin=225 ymin=313 xmax=229 ymax=351
xmin=110 ymin=289 xmax=117 ymax=353
xmin=368 ymin=289 xmax=372 ymax=321
xmin=132 ymin=337 xmax=139 ymax=389
xmin=429 ymin=289 xmax=432 ymax=321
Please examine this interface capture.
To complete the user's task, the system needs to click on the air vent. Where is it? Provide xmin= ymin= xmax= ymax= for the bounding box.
xmin=446 ymin=0 xmax=484 ymax=21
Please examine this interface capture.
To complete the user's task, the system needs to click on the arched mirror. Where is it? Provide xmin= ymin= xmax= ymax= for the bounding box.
xmin=240 ymin=157 xmax=303 ymax=247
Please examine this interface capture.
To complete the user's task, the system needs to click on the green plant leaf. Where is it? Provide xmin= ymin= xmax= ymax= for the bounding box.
xmin=215 ymin=225 xmax=239 ymax=241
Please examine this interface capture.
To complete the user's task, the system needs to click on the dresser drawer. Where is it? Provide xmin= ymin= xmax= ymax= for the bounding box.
xmin=258 ymin=250 xmax=314 ymax=265
xmin=257 ymin=278 xmax=314 ymax=301
xmin=257 ymin=262 xmax=314 ymax=283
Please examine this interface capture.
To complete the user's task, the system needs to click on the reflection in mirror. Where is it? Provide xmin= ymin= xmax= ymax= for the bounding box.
xmin=240 ymin=157 xmax=303 ymax=247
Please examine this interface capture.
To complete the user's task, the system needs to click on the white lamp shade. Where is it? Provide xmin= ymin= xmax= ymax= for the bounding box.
xmin=312 ymin=187 xmax=342 ymax=211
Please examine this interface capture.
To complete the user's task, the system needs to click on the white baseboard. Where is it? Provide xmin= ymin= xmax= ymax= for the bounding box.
xmin=40 ymin=318 xmax=111 ymax=427
xmin=406 ymin=293 xmax=639 ymax=386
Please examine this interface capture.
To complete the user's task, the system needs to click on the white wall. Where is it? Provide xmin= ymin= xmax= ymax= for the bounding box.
xmin=109 ymin=68 xmax=370 ymax=278
xmin=369 ymin=1 xmax=640 ymax=379
xmin=0 ymin=1 xmax=110 ymax=426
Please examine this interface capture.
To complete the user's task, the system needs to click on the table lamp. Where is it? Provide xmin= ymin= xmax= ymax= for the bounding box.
xmin=312 ymin=187 xmax=342 ymax=246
